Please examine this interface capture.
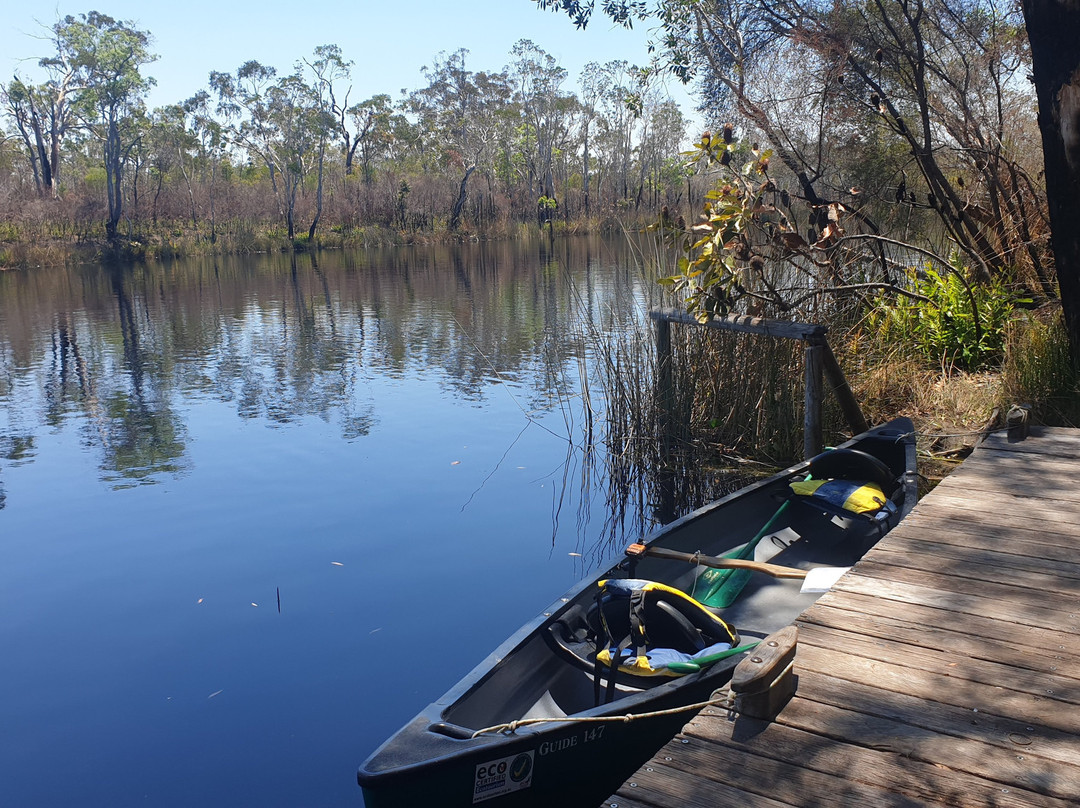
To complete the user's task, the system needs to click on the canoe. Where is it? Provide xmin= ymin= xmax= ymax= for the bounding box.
xmin=358 ymin=418 xmax=917 ymax=808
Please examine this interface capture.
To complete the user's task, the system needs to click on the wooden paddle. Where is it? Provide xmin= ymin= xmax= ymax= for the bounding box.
xmin=625 ymin=543 xmax=808 ymax=579
xmin=625 ymin=543 xmax=852 ymax=593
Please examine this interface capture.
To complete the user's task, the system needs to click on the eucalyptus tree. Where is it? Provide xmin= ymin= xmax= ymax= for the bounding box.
xmin=2 ymin=77 xmax=75 ymax=197
xmin=58 ymin=12 xmax=157 ymax=239
xmin=122 ymin=106 xmax=152 ymax=220
xmin=409 ymin=49 xmax=513 ymax=230
xmin=578 ymin=62 xmax=604 ymax=215
xmin=299 ymin=49 xmax=338 ymax=240
xmin=638 ymin=98 xmax=686 ymax=208
xmin=590 ymin=60 xmax=645 ymax=206
xmin=348 ymin=94 xmax=399 ymax=186
xmin=508 ymin=40 xmax=574 ymax=212
xmin=210 ymin=59 xmax=334 ymax=241
xmin=304 ymin=45 xmax=398 ymax=186
xmin=181 ymin=91 xmax=227 ymax=241
xmin=148 ymin=104 xmax=199 ymax=227
xmin=0 ymin=17 xmax=85 ymax=198
xmin=2 ymin=11 xmax=155 ymax=232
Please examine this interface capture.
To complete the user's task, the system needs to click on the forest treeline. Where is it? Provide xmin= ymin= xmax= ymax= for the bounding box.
xmin=0 ymin=12 xmax=695 ymax=261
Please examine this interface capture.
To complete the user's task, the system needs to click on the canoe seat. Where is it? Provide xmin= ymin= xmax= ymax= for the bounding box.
xmin=806 ymin=447 xmax=896 ymax=491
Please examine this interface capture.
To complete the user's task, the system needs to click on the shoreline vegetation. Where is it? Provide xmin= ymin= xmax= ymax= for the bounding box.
xmin=0 ymin=214 xmax=660 ymax=270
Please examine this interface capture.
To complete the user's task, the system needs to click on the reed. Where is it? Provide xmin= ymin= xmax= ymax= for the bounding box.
xmin=565 ymin=233 xmax=823 ymax=553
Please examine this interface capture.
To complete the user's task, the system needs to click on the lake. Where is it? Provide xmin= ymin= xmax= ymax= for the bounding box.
xmin=0 ymin=237 xmax=730 ymax=807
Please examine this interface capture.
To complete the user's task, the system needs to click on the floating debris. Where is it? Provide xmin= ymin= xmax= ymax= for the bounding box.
xmin=208 ymin=690 xmax=223 ymax=699
xmin=251 ymin=602 xmax=258 ymax=607
xmin=331 ymin=561 xmax=344 ymax=566
xmin=197 ymin=598 xmax=204 ymax=604
xmin=451 ymin=461 xmax=461 ymax=466
xmin=568 ymin=552 xmax=582 ymax=557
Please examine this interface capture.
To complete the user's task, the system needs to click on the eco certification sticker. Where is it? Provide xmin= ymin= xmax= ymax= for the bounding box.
xmin=472 ymin=750 xmax=534 ymax=803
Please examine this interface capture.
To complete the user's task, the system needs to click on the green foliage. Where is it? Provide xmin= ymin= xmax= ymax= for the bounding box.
xmin=655 ymin=130 xmax=797 ymax=322
xmin=866 ymin=258 xmax=1022 ymax=371
xmin=83 ymin=167 xmax=108 ymax=192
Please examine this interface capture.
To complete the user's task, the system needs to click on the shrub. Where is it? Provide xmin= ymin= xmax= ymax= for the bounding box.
xmin=866 ymin=255 xmax=1023 ymax=371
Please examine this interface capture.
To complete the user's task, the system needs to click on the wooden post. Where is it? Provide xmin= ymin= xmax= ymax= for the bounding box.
xmin=818 ymin=339 xmax=869 ymax=435
xmin=649 ymin=309 xmax=864 ymax=461
xmin=1007 ymin=403 xmax=1031 ymax=442
xmin=804 ymin=340 xmax=824 ymax=459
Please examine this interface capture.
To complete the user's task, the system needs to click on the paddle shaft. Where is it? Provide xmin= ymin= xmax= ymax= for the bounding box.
xmin=628 ymin=545 xmax=808 ymax=579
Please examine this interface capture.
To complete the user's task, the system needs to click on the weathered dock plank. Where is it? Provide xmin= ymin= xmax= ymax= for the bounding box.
xmin=800 ymin=601 xmax=1080 ymax=680
xmin=605 ymin=426 xmax=1080 ymax=808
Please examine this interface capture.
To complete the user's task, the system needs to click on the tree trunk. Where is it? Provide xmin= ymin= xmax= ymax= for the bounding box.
xmin=1023 ymin=0 xmax=1080 ymax=365
xmin=104 ymin=116 xmax=123 ymax=240
xmin=178 ymin=145 xmax=198 ymax=229
xmin=30 ymin=113 xmax=53 ymax=194
xmin=152 ymin=168 xmax=163 ymax=225
xmin=449 ymin=164 xmax=476 ymax=230
xmin=583 ymin=129 xmax=591 ymax=217
xmin=209 ymin=161 xmax=218 ymax=244
xmin=308 ymin=139 xmax=326 ymax=242
xmin=12 ymin=116 xmax=44 ymax=194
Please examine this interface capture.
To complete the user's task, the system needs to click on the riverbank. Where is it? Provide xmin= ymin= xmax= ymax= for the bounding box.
xmin=0 ymin=213 xmax=650 ymax=270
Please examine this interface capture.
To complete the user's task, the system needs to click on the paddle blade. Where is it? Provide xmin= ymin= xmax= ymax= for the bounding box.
xmin=799 ymin=566 xmax=851 ymax=593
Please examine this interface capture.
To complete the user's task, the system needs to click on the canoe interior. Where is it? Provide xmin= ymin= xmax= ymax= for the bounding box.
xmin=439 ymin=485 xmax=889 ymax=733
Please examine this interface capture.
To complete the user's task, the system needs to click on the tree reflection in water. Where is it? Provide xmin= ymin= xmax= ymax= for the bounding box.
xmin=0 ymin=236 xmax=757 ymax=531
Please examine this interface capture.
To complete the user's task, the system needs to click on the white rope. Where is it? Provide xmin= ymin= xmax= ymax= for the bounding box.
xmin=470 ymin=689 xmax=734 ymax=738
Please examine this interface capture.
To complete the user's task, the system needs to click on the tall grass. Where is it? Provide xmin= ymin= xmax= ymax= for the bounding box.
xmin=1001 ymin=307 xmax=1080 ymax=425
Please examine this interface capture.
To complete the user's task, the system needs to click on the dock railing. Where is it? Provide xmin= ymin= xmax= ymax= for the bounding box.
xmin=652 ymin=308 xmax=868 ymax=458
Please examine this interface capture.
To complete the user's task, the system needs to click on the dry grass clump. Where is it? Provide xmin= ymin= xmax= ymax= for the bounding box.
xmin=843 ymin=303 xmax=1080 ymax=487
xmin=841 ymin=331 xmax=1001 ymax=486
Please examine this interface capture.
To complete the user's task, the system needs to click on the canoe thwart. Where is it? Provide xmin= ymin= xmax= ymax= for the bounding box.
xmin=731 ymin=625 xmax=799 ymax=720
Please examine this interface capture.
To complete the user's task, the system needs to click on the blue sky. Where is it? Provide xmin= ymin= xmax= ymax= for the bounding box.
xmin=2 ymin=1 xmax=703 ymax=131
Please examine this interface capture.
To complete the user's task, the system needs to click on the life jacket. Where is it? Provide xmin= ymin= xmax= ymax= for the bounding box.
xmin=592 ymin=578 xmax=739 ymax=678
xmin=788 ymin=478 xmax=896 ymax=516
xmin=789 ymin=447 xmax=899 ymax=521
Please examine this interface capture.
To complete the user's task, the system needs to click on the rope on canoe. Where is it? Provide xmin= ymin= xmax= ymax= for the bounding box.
xmin=469 ymin=689 xmax=735 ymax=738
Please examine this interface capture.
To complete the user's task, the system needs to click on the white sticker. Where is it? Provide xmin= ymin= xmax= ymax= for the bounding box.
xmin=472 ymin=750 xmax=534 ymax=803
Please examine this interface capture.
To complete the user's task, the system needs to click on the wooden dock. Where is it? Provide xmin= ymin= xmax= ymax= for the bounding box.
xmin=603 ymin=427 xmax=1080 ymax=808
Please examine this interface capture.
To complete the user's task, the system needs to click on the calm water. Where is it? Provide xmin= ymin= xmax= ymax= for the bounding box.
xmin=0 ymin=238 xmax=682 ymax=807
